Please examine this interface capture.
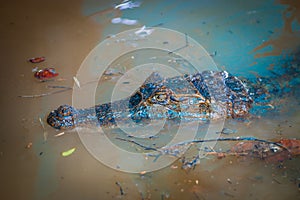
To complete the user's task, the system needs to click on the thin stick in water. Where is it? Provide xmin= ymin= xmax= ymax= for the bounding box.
xmin=115 ymin=137 xmax=158 ymax=151
xmin=168 ymin=33 xmax=189 ymax=54
xmin=39 ymin=117 xmax=48 ymax=142
xmin=18 ymin=86 xmax=72 ymax=98
xmin=115 ymin=181 xmax=124 ymax=195
xmin=54 ymin=132 xmax=65 ymax=137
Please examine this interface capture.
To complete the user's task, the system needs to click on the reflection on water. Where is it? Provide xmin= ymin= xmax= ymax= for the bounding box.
xmin=1 ymin=0 xmax=300 ymax=199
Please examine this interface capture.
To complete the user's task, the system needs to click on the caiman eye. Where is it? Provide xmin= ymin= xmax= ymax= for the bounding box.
xmin=155 ymin=94 xmax=167 ymax=101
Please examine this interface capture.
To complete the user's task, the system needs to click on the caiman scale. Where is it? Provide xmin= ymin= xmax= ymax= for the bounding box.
xmin=47 ymin=66 xmax=299 ymax=130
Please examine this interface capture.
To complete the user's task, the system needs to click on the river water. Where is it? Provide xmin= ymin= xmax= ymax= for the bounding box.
xmin=1 ymin=0 xmax=299 ymax=199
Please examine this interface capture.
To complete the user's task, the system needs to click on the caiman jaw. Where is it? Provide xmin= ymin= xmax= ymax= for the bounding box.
xmin=47 ymin=105 xmax=78 ymax=129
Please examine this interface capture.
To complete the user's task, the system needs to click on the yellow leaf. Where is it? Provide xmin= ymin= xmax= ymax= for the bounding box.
xmin=61 ymin=147 xmax=76 ymax=157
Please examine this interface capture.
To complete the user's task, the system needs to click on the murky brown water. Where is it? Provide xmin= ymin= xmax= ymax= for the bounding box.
xmin=1 ymin=0 xmax=299 ymax=199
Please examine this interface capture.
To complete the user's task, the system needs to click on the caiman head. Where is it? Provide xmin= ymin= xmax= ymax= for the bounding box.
xmin=47 ymin=104 xmax=78 ymax=129
xmin=126 ymin=72 xmax=211 ymax=123
xmin=47 ymin=71 xmax=252 ymax=130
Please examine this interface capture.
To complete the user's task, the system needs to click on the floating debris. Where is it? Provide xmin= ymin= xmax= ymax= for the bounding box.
xmin=168 ymin=33 xmax=189 ymax=54
xmin=268 ymin=30 xmax=274 ymax=34
xmin=193 ymin=191 xmax=202 ymax=200
xmin=116 ymin=137 xmax=157 ymax=151
xmin=39 ymin=117 xmax=45 ymax=129
xmin=247 ymin=10 xmax=257 ymax=15
xmin=216 ymin=128 xmax=237 ymax=135
xmin=54 ymin=132 xmax=65 ymax=137
xmin=39 ymin=117 xmax=48 ymax=142
xmin=272 ymin=177 xmax=281 ymax=184
xmin=117 ymin=136 xmax=299 ymax=168
xmin=28 ymin=56 xmax=45 ymax=63
xmin=121 ymin=18 xmax=138 ymax=25
xmin=278 ymin=139 xmax=300 ymax=155
xmin=18 ymin=85 xmax=72 ymax=98
xmin=61 ymin=147 xmax=76 ymax=157
xmin=223 ymin=192 xmax=234 ymax=198
xmin=111 ymin=17 xmax=138 ymax=25
xmin=111 ymin=17 xmax=122 ymax=24
xmin=25 ymin=142 xmax=33 ymax=149
xmin=161 ymin=192 xmax=170 ymax=199
xmin=140 ymin=171 xmax=147 ymax=175
xmin=73 ymin=76 xmax=81 ymax=88
xmin=181 ymin=155 xmax=200 ymax=170
xmin=115 ymin=181 xmax=125 ymax=195
xmin=34 ymin=68 xmax=59 ymax=80
xmin=266 ymin=103 xmax=274 ymax=109
xmin=134 ymin=25 xmax=154 ymax=37
xmin=32 ymin=66 xmax=38 ymax=72
xmin=151 ymin=22 xmax=164 ymax=27
xmin=209 ymin=51 xmax=217 ymax=57
xmin=104 ymin=68 xmax=124 ymax=76
xmin=226 ymin=178 xmax=232 ymax=184
xmin=114 ymin=1 xmax=141 ymax=10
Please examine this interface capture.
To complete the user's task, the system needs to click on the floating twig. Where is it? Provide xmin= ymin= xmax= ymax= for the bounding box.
xmin=181 ymin=155 xmax=200 ymax=170
xmin=177 ymin=137 xmax=289 ymax=152
xmin=39 ymin=117 xmax=48 ymax=141
xmin=168 ymin=33 xmax=189 ymax=54
xmin=193 ymin=192 xmax=203 ymax=200
xmin=117 ymin=136 xmax=290 ymax=162
xmin=151 ymin=22 xmax=164 ymax=27
xmin=135 ymin=25 xmax=154 ymax=37
xmin=54 ymin=132 xmax=65 ymax=137
xmin=185 ymin=32 xmax=189 ymax=46
xmin=73 ymin=76 xmax=81 ymax=88
xmin=272 ymin=177 xmax=281 ymax=184
xmin=115 ymin=181 xmax=124 ymax=195
xmin=46 ymin=85 xmax=70 ymax=89
xmin=18 ymin=86 xmax=72 ymax=98
xmin=115 ymin=137 xmax=158 ymax=151
xmin=139 ymin=192 xmax=144 ymax=200
xmin=39 ymin=117 xmax=45 ymax=129
xmin=114 ymin=1 xmax=141 ymax=10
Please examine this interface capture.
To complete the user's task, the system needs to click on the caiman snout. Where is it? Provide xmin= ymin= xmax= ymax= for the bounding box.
xmin=47 ymin=105 xmax=78 ymax=129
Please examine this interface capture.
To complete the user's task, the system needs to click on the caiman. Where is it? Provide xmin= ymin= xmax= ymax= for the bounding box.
xmin=47 ymin=65 xmax=299 ymax=130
